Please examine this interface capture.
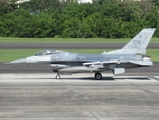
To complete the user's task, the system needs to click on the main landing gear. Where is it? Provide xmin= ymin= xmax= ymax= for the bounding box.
xmin=94 ymin=72 xmax=102 ymax=80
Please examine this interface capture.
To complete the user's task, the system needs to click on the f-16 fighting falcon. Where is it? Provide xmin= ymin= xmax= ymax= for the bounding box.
xmin=10 ymin=28 xmax=156 ymax=80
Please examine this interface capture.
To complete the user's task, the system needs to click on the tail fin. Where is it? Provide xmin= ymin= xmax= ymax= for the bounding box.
xmin=122 ymin=28 xmax=156 ymax=54
xmin=105 ymin=28 xmax=156 ymax=55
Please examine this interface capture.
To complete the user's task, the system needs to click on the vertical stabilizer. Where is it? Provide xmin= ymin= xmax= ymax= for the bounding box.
xmin=122 ymin=28 xmax=156 ymax=54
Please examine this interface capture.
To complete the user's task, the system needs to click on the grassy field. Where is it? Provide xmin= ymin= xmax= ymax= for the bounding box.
xmin=0 ymin=37 xmax=159 ymax=43
xmin=0 ymin=49 xmax=158 ymax=62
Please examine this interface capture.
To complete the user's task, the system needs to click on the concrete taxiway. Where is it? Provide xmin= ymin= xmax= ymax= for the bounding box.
xmin=0 ymin=73 xmax=159 ymax=120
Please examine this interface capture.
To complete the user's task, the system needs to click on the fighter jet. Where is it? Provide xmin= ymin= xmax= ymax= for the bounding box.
xmin=10 ymin=28 xmax=156 ymax=80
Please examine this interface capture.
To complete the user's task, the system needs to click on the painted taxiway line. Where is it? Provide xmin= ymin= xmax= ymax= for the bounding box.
xmin=148 ymin=76 xmax=159 ymax=81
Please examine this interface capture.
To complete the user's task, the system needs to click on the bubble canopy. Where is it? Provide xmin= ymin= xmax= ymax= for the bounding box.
xmin=35 ymin=49 xmax=64 ymax=56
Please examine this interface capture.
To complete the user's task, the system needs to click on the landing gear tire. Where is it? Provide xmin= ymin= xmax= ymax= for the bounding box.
xmin=95 ymin=73 xmax=102 ymax=80
xmin=55 ymin=75 xmax=61 ymax=79
xmin=55 ymin=72 xmax=61 ymax=79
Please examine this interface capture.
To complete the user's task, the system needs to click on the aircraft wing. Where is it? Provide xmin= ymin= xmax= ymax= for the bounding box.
xmin=83 ymin=60 xmax=153 ymax=66
xmin=83 ymin=60 xmax=124 ymax=66
xmin=82 ymin=60 xmax=152 ymax=75
xmin=83 ymin=60 xmax=127 ymax=75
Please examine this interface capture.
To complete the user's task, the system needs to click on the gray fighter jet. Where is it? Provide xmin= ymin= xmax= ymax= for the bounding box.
xmin=10 ymin=28 xmax=156 ymax=80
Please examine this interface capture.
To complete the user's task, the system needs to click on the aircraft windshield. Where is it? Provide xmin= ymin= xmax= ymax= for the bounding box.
xmin=35 ymin=49 xmax=64 ymax=56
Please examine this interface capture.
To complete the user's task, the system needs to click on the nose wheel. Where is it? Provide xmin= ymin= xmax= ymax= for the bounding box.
xmin=55 ymin=72 xmax=61 ymax=79
xmin=95 ymin=72 xmax=102 ymax=80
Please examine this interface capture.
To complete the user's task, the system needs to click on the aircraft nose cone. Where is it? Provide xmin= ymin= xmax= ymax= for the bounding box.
xmin=10 ymin=58 xmax=27 ymax=64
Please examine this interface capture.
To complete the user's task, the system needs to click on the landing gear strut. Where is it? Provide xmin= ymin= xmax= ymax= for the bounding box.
xmin=95 ymin=72 xmax=102 ymax=80
xmin=55 ymin=72 xmax=61 ymax=79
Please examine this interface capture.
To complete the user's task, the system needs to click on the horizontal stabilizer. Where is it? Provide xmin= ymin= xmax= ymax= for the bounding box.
xmin=128 ymin=60 xmax=153 ymax=66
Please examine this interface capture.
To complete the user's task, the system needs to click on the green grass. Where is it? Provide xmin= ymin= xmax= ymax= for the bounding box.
xmin=0 ymin=49 xmax=41 ymax=62
xmin=0 ymin=37 xmax=158 ymax=43
xmin=0 ymin=49 xmax=158 ymax=62
xmin=147 ymin=49 xmax=159 ymax=62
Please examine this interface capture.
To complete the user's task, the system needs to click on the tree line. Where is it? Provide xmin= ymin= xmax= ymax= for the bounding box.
xmin=0 ymin=0 xmax=159 ymax=38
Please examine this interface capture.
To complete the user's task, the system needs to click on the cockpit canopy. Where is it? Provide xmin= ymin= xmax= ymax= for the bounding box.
xmin=35 ymin=49 xmax=64 ymax=56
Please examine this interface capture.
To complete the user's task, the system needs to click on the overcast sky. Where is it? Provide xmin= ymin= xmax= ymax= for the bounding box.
xmin=17 ymin=0 xmax=93 ymax=4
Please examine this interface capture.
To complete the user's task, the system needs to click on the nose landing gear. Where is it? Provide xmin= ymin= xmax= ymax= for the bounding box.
xmin=55 ymin=71 xmax=61 ymax=79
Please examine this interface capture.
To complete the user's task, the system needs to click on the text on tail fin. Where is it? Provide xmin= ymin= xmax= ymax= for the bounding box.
xmin=122 ymin=28 xmax=156 ymax=51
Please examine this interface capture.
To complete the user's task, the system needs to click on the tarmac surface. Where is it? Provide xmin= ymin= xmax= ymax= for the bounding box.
xmin=1 ymin=41 xmax=159 ymax=119
xmin=0 ymin=63 xmax=159 ymax=120
xmin=0 ymin=42 xmax=159 ymax=49
xmin=0 ymin=73 xmax=159 ymax=120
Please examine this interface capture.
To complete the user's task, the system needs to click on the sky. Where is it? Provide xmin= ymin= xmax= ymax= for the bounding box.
xmin=78 ymin=0 xmax=92 ymax=3
xmin=17 ymin=0 xmax=93 ymax=4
